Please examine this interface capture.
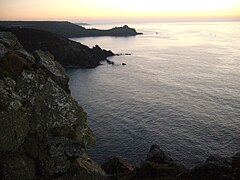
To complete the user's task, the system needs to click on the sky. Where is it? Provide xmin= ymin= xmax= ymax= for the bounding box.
xmin=0 ymin=0 xmax=240 ymax=23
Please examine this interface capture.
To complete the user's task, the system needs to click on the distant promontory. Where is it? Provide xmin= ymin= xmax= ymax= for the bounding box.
xmin=0 ymin=27 xmax=114 ymax=68
xmin=0 ymin=21 xmax=142 ymax=38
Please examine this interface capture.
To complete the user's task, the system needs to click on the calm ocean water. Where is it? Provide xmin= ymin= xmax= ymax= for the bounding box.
xmin=68 ymin=22 xmax=240 ymax=168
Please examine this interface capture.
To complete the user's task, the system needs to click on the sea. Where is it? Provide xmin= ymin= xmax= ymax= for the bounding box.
xmin=68 ymin=22 xmax=240 ymax=168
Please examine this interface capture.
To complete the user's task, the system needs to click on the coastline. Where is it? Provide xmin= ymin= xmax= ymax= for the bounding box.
xmin=1 ymin=22 xmax=240 ymax=179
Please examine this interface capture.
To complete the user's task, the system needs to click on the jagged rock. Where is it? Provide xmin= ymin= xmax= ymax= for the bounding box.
xmin=15 ymin=68 xmax=93 ymax=140
xmin=92 ymin=45 xmax=113 ymax=61
xmin=147 ymin=144 xmax=173 ymax=163
xmin=101 ymin=156 xmax=134 ymax=180
xmin=0 ymin=78 xmax=29 ymax=152
xmin=0 ymin=32 xmax=22 ymax=49
xmin=33 ymin=50 xmax=70 ymax=93
xmin=130 ymin=145 xmax=188 ymax=180
xmin=0 ymin=43 xmax=7 ymax=59
xmin=0 ymin=27 xmax=115 ymax=68
xmin=0 ymin=154 xmax=35 ymax=180
xmin=190 ymin=155 xmax=234 ymax=180
xmin=15 ymin=69 xmax=47 ymax=103
xmin=0 ymin=51 xmax=34 ymax=79
xmin=25 ymin=77 xmax=92 ymax=139
xmin=55 ymin=153 xmax=106 ymax=180
xmin=15 ymin=48 xmax=35 ymax=64
xmin=72 ymin=153 xmax=106 ymax=180
xmin=0 ymin=32 xmax=97 ymax=179
xmin=0 ymin=32 xmax=35 ymax=79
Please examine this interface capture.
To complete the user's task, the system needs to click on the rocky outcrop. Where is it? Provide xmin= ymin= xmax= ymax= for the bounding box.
xmin=82 ymin=25 xmax=142 ymax=37
xmin=190 ymin=154 xmax=240 ymax=180
xmin=33 ymin=50 xmax=70 ymax=93
xmin=102 ymin=145 xmax=240 ymax=180
xmin=1 ymin=31 xmax=239 ymax=180
xmin=130 ymin=145 xmax=188 ymax=180
xmin=0 ymin=21 xmax=142 ymax=38
xmin=102 ymin=156 xmax=134 ymax=180
xmin=0 ymin=32 xmax=105 ymax=179
xmin=0 ymin=27 xmax=114 ymax=68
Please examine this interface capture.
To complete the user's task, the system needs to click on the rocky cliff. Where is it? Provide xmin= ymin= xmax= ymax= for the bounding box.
xmin=0 ymin=32 xmax=106 ymax=179
xmin=0 ymin=21 xmax=142 ymax=38
xmin=0 ymin=27 xmax=114 ymax=68
xmin=1 ymin=31 xmax=239 ymax=180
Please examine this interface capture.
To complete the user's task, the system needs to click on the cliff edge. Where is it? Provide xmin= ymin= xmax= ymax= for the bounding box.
xmin=0 ymin=32 xmax=106 ymax=179
xmin=0 ymin=27 xmax=114 ymax=68
xmin=0 ymin=21 xmax=142 ymax=38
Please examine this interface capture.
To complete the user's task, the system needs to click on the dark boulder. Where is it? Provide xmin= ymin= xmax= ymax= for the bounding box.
xmin=0 ymin=32 xmax=22 ymax=50
xmin=92 ymin=45 xmax=114 ymax=61
xmin=59 ymin=153 xmax=107 ymax=180
xmin=232 ymin=152 xmax=240 ymax=179
xmin=101 ymin=156 xmax=134 ymax=180
xmin=107 ymin=59 xmax=115 ymax=65
xmin=190 ymin=155 xmax=234 ymax=180
xmin=130 ymin=145 xmax=188 ymax=180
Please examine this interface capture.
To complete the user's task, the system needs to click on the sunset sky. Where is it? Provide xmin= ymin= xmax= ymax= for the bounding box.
xmin=0 ymin=0 xmax=240 ymax=23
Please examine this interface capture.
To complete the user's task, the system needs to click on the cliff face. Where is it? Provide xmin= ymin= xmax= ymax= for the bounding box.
xmin=0 ymin=21 xmax=142 ymax=38
xmin=1 ymin=31 xmax=239 ymax=180
xmin=0 ymin=27 xmax=114 ymax=68
xmin=0 ymin=32 xmax=106 ymax=179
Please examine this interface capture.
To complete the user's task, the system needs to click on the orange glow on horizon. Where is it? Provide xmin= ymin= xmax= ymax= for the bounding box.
xmin=0 ymin=0 xmax=239 ymax=22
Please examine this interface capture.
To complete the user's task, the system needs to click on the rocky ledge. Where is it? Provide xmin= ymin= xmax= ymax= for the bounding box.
xmin=0 ymin=32 xmax=106 ymax=179
xmin=0 ymin=27 xmax=114 ymax=68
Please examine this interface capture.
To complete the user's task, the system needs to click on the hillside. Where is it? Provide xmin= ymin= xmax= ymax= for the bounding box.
xmin=0 ymin=21 xmax=142 ymax=38
xmin=0 ymin=27 xmax=114 ymax=68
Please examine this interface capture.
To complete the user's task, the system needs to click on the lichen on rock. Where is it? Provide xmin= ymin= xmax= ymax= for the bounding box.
xmin=33 ymin=50 xmax=70 ymax=93
xmin=0 ymin=77 xmax=29 ymax=152
xmin=0 ymin=31 xmax=102 ymax=180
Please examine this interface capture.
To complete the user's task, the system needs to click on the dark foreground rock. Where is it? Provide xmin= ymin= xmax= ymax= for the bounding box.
xmin=0 ymin=32 xmax=106 ymax=180
xmin=190 ymin=154 xmax=239 ymax=180
xmin=102 ymin=145 xmax=240 ymax=180
xmin=0 ymin=21 xmax=142 ymax=38
xmin=107 ymin=59 xmax=115 ymax=65
xmin=102 ymin=156 xmax=134 ymax=180
xmin=0 ymin=27 xmax=114 ymax=68
xmin=130 ymin=145 xmax=188 ymax=180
